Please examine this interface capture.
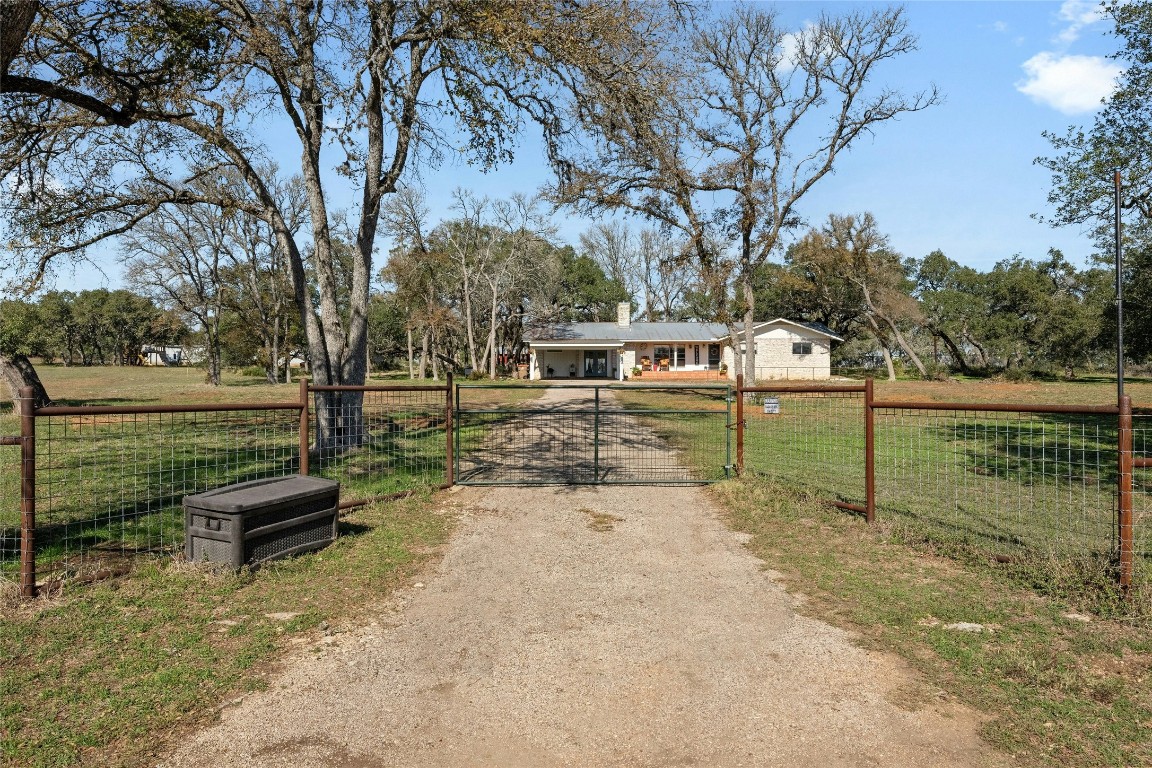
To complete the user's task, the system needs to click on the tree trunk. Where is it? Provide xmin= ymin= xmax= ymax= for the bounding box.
xmin=859 ymin=281 xmax=927 ymax=378
xmin=407 ymin=326 xmax=415 ymax=380
xmin=880 ymin=344 xmax=896 ymax=381
xmin=741 ymin=269 xmax=756 ymax=384
xmin=932 ymin=328 xmax=970 ymax=374
xmin=268 ymin=318 xmax=280 ymax=384
xmin=1 ymin=354 xmax=51 ymax=416
xmin=418 ymin=327 xmax=430 ymax=379
xmin=488 ymin=291 xmax=499 ymax=378
xmin=962 ymin=328 xmax=989 ymax=369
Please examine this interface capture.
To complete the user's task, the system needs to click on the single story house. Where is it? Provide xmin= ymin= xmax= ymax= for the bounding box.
xmin=525 ymin=303 xmax=841 ymax=382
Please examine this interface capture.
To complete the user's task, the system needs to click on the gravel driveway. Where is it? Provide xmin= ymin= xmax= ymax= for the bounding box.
xmin=163 ymin=388 xmax=1003 ymax=767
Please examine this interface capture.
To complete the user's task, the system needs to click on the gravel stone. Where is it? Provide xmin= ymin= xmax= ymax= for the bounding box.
xmin=162 ymin=479 xmax=1005 ymax=767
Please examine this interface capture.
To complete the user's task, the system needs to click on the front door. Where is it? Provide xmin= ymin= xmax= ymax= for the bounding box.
xmin=584 ymin=350 xmax=608 ymax=378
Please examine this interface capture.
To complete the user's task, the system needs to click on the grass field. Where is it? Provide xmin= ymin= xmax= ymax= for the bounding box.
xmin=616 ymin=378 xmax=1151 ymax=615
xmin=716 ymin=478 xmax=1152 ymax=768
xmin=0 ymin=366 xmax=540 ymax=588
xmin=1 ymin=490 xmax=452 ymax=768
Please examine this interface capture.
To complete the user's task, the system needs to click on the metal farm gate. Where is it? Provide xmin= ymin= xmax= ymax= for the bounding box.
xmin=454 ymin=383 xmax=733 ymax=485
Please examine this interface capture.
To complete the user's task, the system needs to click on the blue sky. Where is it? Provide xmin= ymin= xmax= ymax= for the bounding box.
xmin=55 ymin=0 xmax=1122 ymax=291
xmin=405 ymin=0 xmax=1122 ymax=272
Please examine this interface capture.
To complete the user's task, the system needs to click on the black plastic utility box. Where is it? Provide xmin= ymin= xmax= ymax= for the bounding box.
xmin=184 ymin=475 xmax=340 ymax=568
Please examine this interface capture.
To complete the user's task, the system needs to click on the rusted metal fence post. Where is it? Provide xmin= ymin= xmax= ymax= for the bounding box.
xmin=19 ymin=386 xmax=36 ymax=598
xmin=735 ymin=374 xmax=745 ymax=475
xmin=1118 ymin=394 xmax=1134 ymax=593
xmin=445 ymin=372 xmax=454 ymax=486
xmin=865 ymin=377 xmax=875 ymax=524
xmin=298 ymin=378 xmax=310 ymax=476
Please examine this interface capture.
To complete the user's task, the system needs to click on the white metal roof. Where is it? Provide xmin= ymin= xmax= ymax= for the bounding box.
xmin=525 ymin=319 xmax=842 ymax=344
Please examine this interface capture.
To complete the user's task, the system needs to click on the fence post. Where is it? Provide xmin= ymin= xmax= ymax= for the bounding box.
xmin=298 ymin=378 xmax=310 ymax=476
xmin=865 ymin=377 xmax=875 ymax=524
xmin=1118 ymin=394 xmax=1134 ymax=593
xmin=19 ymin=386 xmax=36 ymax=598
xmin=593 ymin=386 xmax=601 ymax=482
xmin=445 ymin=372 xmax=454 ymax=487
xmin=736 ymin=374 xmax=745 ymax=475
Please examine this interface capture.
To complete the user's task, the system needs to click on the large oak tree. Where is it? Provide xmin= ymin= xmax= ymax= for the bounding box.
xmin=1 ymin=0 xmax=670 ymax=441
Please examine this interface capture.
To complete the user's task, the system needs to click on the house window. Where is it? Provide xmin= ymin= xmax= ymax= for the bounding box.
xmin=654 ymin=345 xmax=687 ymax=369
xmin=792 ymin=341 xmax=813 ymax=356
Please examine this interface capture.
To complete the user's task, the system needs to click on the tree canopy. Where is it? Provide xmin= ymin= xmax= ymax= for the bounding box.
xmin=1 ymin=0 xmax=674 ymax=443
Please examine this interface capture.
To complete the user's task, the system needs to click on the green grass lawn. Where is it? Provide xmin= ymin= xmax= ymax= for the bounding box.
xmin=715 ymin=477 xmax=1152 ymax=768
xmin=615 ymin=383 xmax=1150 ymax=615
xmin=1 ymin=367 xmax=540 ymax=587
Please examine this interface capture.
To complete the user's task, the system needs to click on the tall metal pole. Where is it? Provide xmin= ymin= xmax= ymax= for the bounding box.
xmin=1116 ymin=169 xmax=1125 ymax=404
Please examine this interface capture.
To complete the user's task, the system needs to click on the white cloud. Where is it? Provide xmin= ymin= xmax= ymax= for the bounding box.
xmin=1016 ymin=52 xmax=1121 ymax=114
xmin=992 ymin=20 xmax=1009 ymax=34
xmin=777 ymin=23 xmax=816 ymax=71
xmin=1055 ymin=0 xmax=1107 ymax=44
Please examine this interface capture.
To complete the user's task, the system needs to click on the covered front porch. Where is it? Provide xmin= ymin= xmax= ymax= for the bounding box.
xmin=529 ymin=342 xmax=624 ymax=380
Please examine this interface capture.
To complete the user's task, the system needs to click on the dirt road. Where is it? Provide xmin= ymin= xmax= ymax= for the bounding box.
xmin=164 ymin=484 xmax=1004 ymax=767
xmin=163 ymin=387 xmax=1002 ymax=767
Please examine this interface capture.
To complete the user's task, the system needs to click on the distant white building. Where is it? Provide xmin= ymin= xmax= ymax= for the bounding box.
xmin=139 ymin=345 xmax=186 ymax=366
xmin=139 ymin=345 xmax=206 ymax=366
xmin=524 ymin=303 xmax=841 ymax=382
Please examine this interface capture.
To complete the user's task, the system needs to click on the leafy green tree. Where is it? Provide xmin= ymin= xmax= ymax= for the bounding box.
xmin=36 ymin=290 xmax=80 ymax=366
xmin=1038 ymin=1 xmax=1152 ymax=240
xmin=0 ymin=298 xmax=51 ymax=410
xmin=3 ymin=0 xmax=671 ymax=447
xmin=913 ymin=251 xmax=993 ymax=373
xmin=366 ymin=293 xmax=410 ymax=374
xmin=542 ymin=246 xmax=630 ymax=323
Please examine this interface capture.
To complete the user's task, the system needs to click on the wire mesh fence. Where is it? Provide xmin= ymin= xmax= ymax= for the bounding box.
xmin=0 ymin=429 xmax=21 ymax=591
xmin=5 ymin=375 xmax=1150 ymax=601
xmin=1 ymin=382 xmax=454 ymax=595
xmin=739 ymin=386 xmax=868 ymax=511
xmin=873 ymin=407 xmax=1121 ymax=568
xmin=20 ymin=405 xmax=302 ymax=585
xmin=736 ymin=384 xmax=1148 ymax=599
xmin=455 ymin=384 xmax=731 ymax=484
xmin=1129 ymin=412 xmax=1152 ymax=589
xmin=308 ymin=386 xmax=451 ymax=502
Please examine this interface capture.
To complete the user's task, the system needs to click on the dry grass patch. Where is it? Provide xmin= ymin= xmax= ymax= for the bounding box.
xmin=582 ymin=508 xmax=624 ymax=532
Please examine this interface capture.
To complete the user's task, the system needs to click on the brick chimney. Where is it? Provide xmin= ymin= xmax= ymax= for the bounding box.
xmin=616 ymin=301 xmax=631 ymax=327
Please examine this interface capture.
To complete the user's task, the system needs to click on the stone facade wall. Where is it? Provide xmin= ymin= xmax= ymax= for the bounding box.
xmin=752 ymin=327 xmax=831 ymax=380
